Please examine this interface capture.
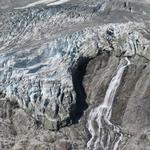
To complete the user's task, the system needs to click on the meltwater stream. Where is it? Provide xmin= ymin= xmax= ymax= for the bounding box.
xmin=86 ymin=58 xmax=130 ymax=150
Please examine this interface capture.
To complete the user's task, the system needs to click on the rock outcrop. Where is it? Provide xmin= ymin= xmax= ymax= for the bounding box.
xmin=0 ymin=0 xmax=150 ymax=149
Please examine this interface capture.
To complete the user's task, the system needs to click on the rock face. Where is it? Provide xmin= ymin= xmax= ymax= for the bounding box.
xmin=0 ymin=0 xmax=150 ymax=149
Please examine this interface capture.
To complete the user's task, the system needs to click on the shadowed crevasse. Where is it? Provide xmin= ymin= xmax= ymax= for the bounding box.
xmin=71 ymin=57 xmax=90 ymax=124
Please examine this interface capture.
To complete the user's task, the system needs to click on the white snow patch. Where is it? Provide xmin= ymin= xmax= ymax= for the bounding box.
xmin=15 ymin=0 xmax=70 ymax=9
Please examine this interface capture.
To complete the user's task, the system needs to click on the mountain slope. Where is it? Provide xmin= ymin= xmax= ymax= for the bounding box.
xmin=0 ymin=0 xmax=150 ymax=149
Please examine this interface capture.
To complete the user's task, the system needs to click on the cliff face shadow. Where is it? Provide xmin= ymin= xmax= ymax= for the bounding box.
xmin=71 ymin=57 xmax=89 ymax=124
